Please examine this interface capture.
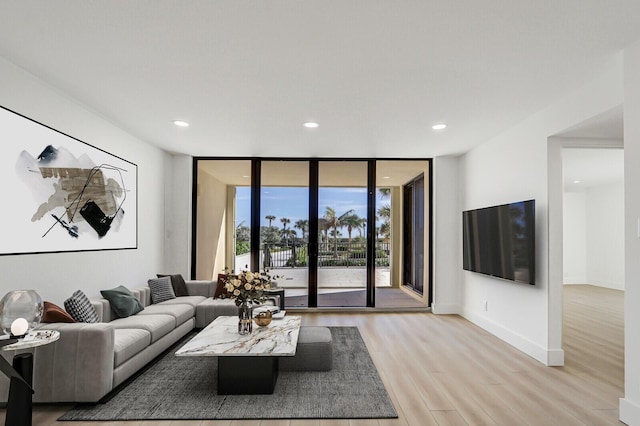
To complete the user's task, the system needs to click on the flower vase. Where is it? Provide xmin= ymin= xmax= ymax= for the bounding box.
xmin=238 ymin=300 xmax=253 ymax=335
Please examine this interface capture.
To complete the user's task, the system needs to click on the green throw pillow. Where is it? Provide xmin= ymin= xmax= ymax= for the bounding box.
xmin=100 ymin=285 xmax=144 ymax=318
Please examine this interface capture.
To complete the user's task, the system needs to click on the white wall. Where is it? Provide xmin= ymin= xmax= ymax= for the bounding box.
xmin=563 ymin=182 xmax=624 ymax=289
xmin=563 ymin=191 xmax=587 ymax=283
xmin=432 ymin=155 xmax=461 ymax=314
xmin=458 ymin=55 xmax=623 ymax=365
xmin=164 ymin=154 xmax=192 ymax=277
xmin=620 ymin=40 xmax=640 ymax=426
xmin=0 ymin=57 xmax=168 ymax=305
xmin=586 ymin=182 xmax=625 ymax=289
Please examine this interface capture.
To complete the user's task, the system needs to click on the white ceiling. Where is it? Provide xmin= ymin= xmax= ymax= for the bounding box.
xmin=555 ymin=106 xmax=624 ymax=140
xmin=563 ymin=148 xmax=624 ymax=191
xmin=200 ymin=159 xmax=428 ymax=186
xmin=1 ymin=1 xmax=639 ymax=157
xmin=552 ymin=106 xmax=624 ymax=190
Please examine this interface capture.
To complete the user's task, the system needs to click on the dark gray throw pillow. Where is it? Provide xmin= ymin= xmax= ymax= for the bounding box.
xmin=148 ymin=276 xmax=176 ymax=304
xmin=100 ymin=285 xmax=144 ymax=318
xmin=157 ymin=273 xmax=189 ymax=297
xmin=64 ymin=290 xmax=99 ymax=323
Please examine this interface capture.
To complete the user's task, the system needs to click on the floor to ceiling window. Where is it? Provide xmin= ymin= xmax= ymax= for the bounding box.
xmin=260 ymin=161 xmax=310 ymax=306
xmin=193 ymin=158 xmax=432 ymax=309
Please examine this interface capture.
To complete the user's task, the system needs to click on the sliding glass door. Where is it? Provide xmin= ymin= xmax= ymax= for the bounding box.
xmin=193 ymin=158 xmax=432 ymax=308
xmin=317 ymin=161 xmax=369 ymax=307
xmin=403 ymin=174 xmax=425 ymax=294
xmin=260 ymin=161 xmax=310 ymax=307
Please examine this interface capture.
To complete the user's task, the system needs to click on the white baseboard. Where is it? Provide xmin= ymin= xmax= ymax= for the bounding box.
xmin=620 ymin=398 xmax=640 ymax=425
xmin=461 ymin=308 xmax=564 ymax=366
xmin=563 ymin=276 xmax=587 ymax=284
xmin=431 ymin=303 xmax=460 ymax=315
xmin=547 ymin=349 xmax=565 ymax=366
xmin=589 ymin=279 xmax=625 ymax=291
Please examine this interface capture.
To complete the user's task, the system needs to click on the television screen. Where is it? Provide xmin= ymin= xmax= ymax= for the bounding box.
xmin=462 ymin=200 xmax=535 ymax=285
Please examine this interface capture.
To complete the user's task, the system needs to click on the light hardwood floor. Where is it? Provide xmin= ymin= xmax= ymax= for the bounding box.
xmin=2 ymin=284 xmax=624 ymax=425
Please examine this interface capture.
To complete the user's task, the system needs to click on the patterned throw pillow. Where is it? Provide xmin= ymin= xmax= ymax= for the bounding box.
xmin=64 ymin=290 xmax=99 ymax=323
xmin=148 ymin=276 xmax=176 ymax=304
xmin=156 ymin=273 xmax=189 ymax=297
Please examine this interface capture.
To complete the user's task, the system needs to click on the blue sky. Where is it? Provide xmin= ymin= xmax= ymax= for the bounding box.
xmin=236 ymin=186 xmax=370 ymax=228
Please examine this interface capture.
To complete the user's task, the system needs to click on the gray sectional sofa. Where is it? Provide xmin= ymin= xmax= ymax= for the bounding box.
xmin=0 ymin=279 xmax=245 ymax=403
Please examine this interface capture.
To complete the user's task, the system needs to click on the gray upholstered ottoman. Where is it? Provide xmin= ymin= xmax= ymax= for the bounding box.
xmin=280 ymin=326 xmax=333 ymax=371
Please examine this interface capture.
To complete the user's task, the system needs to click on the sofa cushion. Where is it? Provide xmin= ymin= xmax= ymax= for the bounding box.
xmin=137 ymin=303 xmax=193 ymax=326
xmin=42 ymin=301 xmax=75 ymax=323
xmin=148 ymin=277 xmax=176 ymax=304
xmin=195 ymin=298 xmax=240 ymax=328
xmin=157 ymin=274 xmax=189 ymax=297
xmin=64 ymin=290 xmax=99 ymax=323
xmin=100 ymin=286 xmax=144 ymax=318
xmin=113 ymin=328 xmax=151 ymax=367
xmin=157 ymin=295 xmax=206 ymax=309
xmin=109 ymin=314 xmax=175 ymax=343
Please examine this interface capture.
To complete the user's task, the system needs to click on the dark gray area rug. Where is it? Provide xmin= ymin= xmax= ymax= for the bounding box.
xmin=59 ymin=326 xmax=397 ymax=421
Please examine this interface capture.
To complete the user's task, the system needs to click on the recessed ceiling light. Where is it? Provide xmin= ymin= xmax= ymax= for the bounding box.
xmin=242 ymin=175 xmax=250 ymax=178
xmin=432 ymin=123 xmax=447 ymax=131
xmin=573 ymin=180 xmax=581 ymax=184
xmin=383 ymin=176 xmax=390 ymax=179
xmin=173 ymin=120 xmax=189 ymax=127
xmin=303 ymin=121 xmax=319 ymax=129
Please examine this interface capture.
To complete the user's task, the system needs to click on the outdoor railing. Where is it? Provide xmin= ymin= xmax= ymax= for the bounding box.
xmin=262 ymin=241 xmax=390 ymax=269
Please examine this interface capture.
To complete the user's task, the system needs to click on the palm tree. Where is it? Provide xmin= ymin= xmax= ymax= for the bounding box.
xmin=342 ymin=214 xmax=365 ymax=248
xmin=318 ymin=217 xmax=330 ymax=249
xmin=377 ymin=187 xmax=391 ymax=199
xmin=377 ymin=204 xmax=391 ymax=242
xmin=280 ymin=217 xmax=291 ymax=245
xmin=358 ymin=219 xmax=367 ymax=238
xmin=265 ymin=215 xmax=276 ymax=227
xmin=380 ymin=221 xmax=391 ymax=242
xmin=377 ymin=204 xmax=391 ymax=221
xmin=323 ymin=207 xmax=354 ymax=257
xmin=286 ymin=229 xmax=298 ymax=267
xmin=294 ymin=219 xmax=309 ymax=241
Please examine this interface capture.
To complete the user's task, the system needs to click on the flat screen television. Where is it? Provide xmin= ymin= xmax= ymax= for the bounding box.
xmin=462 ymin=200 xmax=535 ymax=285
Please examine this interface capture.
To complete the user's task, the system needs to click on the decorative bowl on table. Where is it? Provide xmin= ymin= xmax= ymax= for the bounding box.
xmin=254 ymin=310 xmax=272 ymax=327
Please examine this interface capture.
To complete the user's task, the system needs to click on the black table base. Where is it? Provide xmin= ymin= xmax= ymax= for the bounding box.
xmin=6 ymin=353 xmax=33 ymax=426
xmin=218 ymin=356 xmax=278 ymax=394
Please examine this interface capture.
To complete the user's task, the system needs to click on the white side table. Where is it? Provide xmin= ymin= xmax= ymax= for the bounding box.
xmin=1 ymin=330 xmax=60 ymax=426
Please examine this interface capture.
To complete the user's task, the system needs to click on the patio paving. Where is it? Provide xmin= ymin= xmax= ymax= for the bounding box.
xmin=235 ymin=253 xmax=391 ymax=288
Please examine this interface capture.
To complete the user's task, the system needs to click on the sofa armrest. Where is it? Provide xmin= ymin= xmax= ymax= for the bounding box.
xmin=0 ymin=322 xmax=116 ymax=403
xmin=186 ymin=280 xmax=214 ymax=297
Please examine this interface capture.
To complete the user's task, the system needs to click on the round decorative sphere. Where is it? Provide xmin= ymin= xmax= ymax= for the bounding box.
xmin=254 ymin=311 xmax=272 ymax=327
xmin=0 ymin=290 xmax=44 ymax=336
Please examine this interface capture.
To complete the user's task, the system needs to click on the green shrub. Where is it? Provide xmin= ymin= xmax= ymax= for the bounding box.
xmin=236 ymin=241 xmax=250 ymax=255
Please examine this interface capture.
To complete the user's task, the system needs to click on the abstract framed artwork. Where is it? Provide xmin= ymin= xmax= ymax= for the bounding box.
xmin=0 ymin=105 xmax=137 ymax=255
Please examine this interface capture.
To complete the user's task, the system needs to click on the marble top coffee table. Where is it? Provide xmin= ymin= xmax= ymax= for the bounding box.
xmin=176 ymin=315 xmax=301 ymax=394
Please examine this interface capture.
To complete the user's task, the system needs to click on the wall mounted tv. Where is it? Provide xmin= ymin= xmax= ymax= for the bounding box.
xmin=462 ymin=200 xmax=535 ymax=285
